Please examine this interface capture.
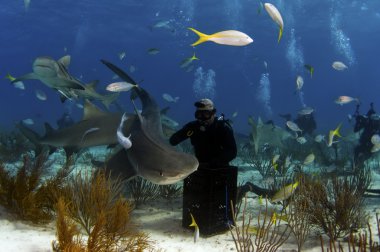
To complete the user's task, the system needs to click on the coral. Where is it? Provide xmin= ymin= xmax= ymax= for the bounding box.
xmin=52 ymin=171 xmax=153 ymax=252
xmin=0 ymin=130 xmax=33 ymax=162
xmin=302 ymin=167 xmax=370 ymax=239
xmin=320 ymin=213 xmax=380 ymax=251
xmin=158 ymin=183 xmax=182 ymax=201
xmin=285 ymin=173 xmax=313 ymax=252
xmin=0 ymin=150 xmax=73 ymax=223
xmin=230 ymin=197 xmax=290 ymax=252
xmin=125 ymin=177 xmax=160 ymax=207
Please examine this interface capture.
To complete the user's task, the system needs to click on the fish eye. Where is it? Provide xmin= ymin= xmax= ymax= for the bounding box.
xmin=159 ymin=171 xmax=163 ymax=176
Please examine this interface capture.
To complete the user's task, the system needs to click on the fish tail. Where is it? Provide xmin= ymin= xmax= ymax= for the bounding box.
xmin=189 ymin=213 xmax=198 ymax=227
xmin=5 ymin=73 xmax=15 ymax=81
xmin=102 ymin=93 xmax=119 ymax=109
xmin=277 ymin=27 xmax=283 ymax=43
xmin=335 ymin=123 xmax=342 ymax=137
xmin=188 ymin=28 xmax=210 ymax=46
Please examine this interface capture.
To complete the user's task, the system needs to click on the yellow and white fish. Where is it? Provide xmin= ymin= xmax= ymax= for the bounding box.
xmin=188 ymin=28 xmax=253 ymax=47
xmin=189 ymin=213 xmax=199 ymax=243
xmin=264 ymin=3 xmax=284 ymax=43
xmin=180 ymin=53 xmax=199 ymax=68
xmin=327 ymin=123 xmax=342 ymax=147
xmin=270 ymin=182 xmax=299 ymax=203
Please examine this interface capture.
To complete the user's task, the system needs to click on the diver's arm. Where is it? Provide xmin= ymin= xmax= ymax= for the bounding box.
xmin=217 ymin=123 xmax=237 ymax=163
xmin=169 ymin=122 xmax=195 ymax=146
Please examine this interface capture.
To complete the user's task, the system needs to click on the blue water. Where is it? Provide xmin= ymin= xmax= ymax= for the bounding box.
xmin=1 ymin=0 xmax=380 ymax=135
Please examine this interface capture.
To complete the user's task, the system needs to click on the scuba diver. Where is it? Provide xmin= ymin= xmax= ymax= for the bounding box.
xmin=353 ymin=102 xmax=380 ymax=165
xmin=169 ymin=98 xmax=237 ymax=236
xmin=293 ymin=112 xmax=317 ymax=136
xmin=279 ymin=110 xmax=317 ymax=136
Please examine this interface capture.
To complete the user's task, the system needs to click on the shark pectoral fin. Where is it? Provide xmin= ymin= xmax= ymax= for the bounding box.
xmin=106 ymin=149 xmax=137 ymax=181
xmin=63 ymin=147 xmax=78 ymax=158
xmin=58 ymin=55 xmax=71 ymax=68
xmin=12 ymin=72 xmax=38 ymax=82
xmin=101 ymin=59 xmax=138 ymax=85
xmin=57 ymin=79 xmax=85 ymax=90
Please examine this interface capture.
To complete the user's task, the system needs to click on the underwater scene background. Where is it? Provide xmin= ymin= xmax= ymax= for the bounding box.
xmin=1 ymin=0 xmax=380 ymax=251
xmin=1 ymin=0 xmax=380 ymax=134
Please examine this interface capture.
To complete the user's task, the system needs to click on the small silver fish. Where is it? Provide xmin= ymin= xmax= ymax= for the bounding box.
xmin=117 ymin=113 xmax=132 ymax=149
xmin=296 ymin=136 xmax=307 ymax=144
xmin=286 ymin=121 xmax=302 ymax=133
xmin=332 ymin=61 xmax=348 ymax=71
xmin=35 ymin=89 xmax=47 ymax=101
xmin=296 ymin=76 xmax=304 ymax=91
xmin=162 ymin=93 xmax=179 ymax=103
xmin=118 ymin=51 xmax=126 ymax=60
xmin=106 ymin=82 xmax=137 ymax=92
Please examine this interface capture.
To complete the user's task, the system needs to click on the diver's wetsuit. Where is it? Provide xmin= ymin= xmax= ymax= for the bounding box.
xmin=294 ymin=114 xmax=317 ymax=136
xmin=354 ymin=103 xmax=380 ymax=165
xmin=169 ymin=119 xmax=237 ymax=167
xmin=170 ymin=118 xmax=237 ymax=236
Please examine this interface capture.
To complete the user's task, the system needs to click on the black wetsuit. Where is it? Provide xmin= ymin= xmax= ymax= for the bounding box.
xmin=354 ymin=114 xmax=380 ymax=164
xmin=169 ymin=119 xmax=237 ymax=167
xmin=171 ymin=118 xmax=238 ymax=235
xmin=294 ymin=114 xmax=316 ymax=136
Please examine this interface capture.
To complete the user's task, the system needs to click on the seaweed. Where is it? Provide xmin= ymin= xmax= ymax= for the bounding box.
xmin=0 ymin=150 xmax=73 ymax=223
xmin=52 ymin=171 xmax=153 ymax=252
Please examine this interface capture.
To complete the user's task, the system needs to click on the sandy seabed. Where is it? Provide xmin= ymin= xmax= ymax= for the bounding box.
xmin=0 ymin=151 xmax=379 ymax=252
xmin=0 ymin=192 xmax=378 ymax=252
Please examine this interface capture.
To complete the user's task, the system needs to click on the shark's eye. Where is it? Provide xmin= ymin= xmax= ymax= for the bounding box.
xmin=159 ymin=171 xmax=164 ymax=176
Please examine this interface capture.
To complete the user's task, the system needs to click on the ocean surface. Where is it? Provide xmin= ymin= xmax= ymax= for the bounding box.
xmin=1 ymin=0 xmax=380 ymax=135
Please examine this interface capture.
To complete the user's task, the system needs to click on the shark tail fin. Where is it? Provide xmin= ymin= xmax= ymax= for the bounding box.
xmin=16 ymin=122 xmax=45 ymax=156
xmin=102 ymin=93 xmax=120 ymax=109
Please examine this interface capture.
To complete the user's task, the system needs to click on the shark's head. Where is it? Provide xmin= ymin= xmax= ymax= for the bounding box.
xmin=33 ymin=57 xmax=57 ymax=78
xmin=136 ymin=150 xmax=199 ymax=185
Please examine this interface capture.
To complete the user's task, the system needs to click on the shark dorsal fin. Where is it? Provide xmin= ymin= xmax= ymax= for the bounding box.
xmin=160 ymin=106 xmax=170 ymax=115
xmin=58 ymin=55 xmax=71 ymax=68
xmin=86 ymin=80 xmax=99 ymax=90
xmin=83 ymin=100 xmax=107 ymax=120
xmin=44 ymin=123 xmax=55 ymax=136
xmin=257 ymin=117 xmax=263 ymax=126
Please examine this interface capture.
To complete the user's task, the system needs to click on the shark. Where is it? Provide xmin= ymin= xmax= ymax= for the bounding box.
xmin=18 ymin=60 xmax=199 ymax=185
xmin=101 ymin=60 xmax=199 ymax=184
xmin=17 ymin=99 xmax=124 ymax=157
xmin=12 ymin=55 xmax=85 ymax=92
xmin=248 ymin=116 xmax=292 ymax=154
xmin=12 ymin=55 xmax=118 ymax=108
